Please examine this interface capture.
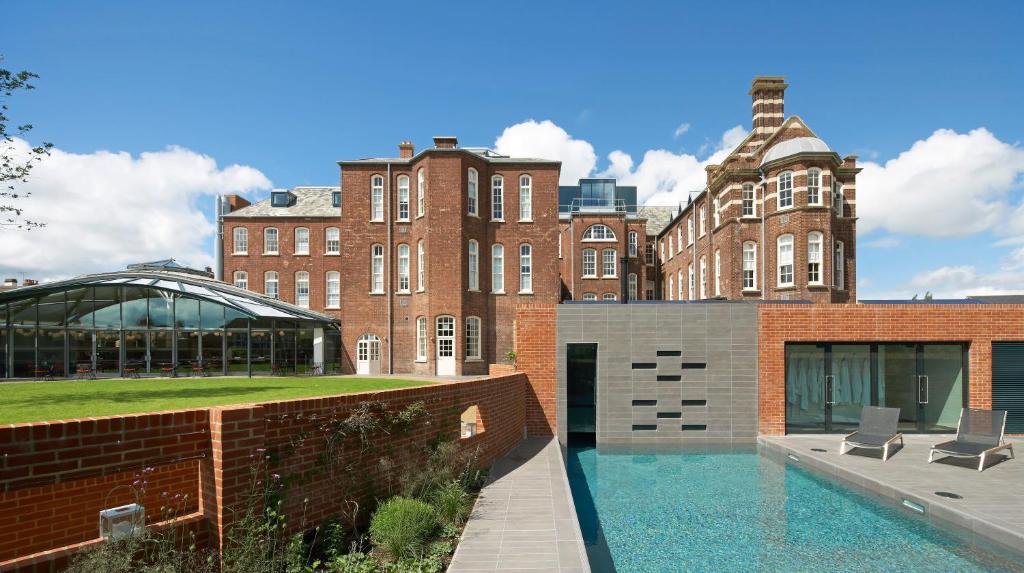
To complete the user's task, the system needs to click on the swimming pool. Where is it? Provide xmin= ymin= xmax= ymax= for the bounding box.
xmin=567 ymin=446 xmax=1024 ymax=572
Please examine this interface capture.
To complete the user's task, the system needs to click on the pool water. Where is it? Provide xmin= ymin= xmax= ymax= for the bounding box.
xmin=567 ymin=446 xmax=1024 ymax=573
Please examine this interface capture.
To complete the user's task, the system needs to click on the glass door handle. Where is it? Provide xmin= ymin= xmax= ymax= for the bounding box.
xmin=825 ymin=375 xmax=835 ymax=405
xmin=918 ymin=375 xmax=929 ymax=404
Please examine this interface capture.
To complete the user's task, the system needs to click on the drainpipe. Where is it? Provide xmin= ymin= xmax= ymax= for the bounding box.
xmin=759 ymin=168 xmax=767 ymax=301
xmin=214 ymin=196 xmax=225 ymax=281
xmin=387 ymin=163 xmax=394 ymax=374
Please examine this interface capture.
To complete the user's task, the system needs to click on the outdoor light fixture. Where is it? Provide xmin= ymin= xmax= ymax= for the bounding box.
xmin=901 ymin=499 xmax=925 ymax=514
xmin=99 ymin=503 xmax=144 ymax=539
xmin=461 ymin=421 xmax=477 ymax=438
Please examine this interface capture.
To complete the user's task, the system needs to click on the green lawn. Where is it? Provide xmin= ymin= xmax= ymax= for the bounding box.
xmin=0 ymin=376 xmax=436 ymax=424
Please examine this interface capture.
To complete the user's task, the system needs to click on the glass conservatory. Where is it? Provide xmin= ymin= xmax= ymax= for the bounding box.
xmin=0 ymin=263 xmax=340 ymax=378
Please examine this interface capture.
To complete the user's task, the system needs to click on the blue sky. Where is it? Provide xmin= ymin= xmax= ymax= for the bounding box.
xmin=3 ymin=1 xmax=1024 ymax=298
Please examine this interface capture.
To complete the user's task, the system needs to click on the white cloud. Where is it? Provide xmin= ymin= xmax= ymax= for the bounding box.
xmin=0 ymin=138 xmax=271 ymax=281
xmin=858 ymin=128 xmax=1024 ymax=238
xmin=673 ymin=122 xmax=691 ymax=138
xmin=494 ymin=120 xmax=596 ymax=185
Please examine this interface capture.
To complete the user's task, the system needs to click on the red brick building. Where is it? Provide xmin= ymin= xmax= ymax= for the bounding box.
xmin=658 ymin=76 xmax=858 ymax=303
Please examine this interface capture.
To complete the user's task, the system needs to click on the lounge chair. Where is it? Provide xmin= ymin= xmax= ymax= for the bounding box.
xmin=839 ymin=406 xmax=903 ymax=461
xmin=929 ymin=408 xmax=1015 ymax=472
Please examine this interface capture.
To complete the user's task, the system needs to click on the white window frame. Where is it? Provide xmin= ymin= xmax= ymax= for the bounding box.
xmin=602 ymin=293 xmax=616 ymax=301
xmin=687 ymin=216 xmax=694 ymax=245
xmin=667 ymin=275 xmax=674 ymax=301
xmin=519 ymin=243 xmax=533 ymax=293
xmin=295 ymin=271 xmax=310 ymax=308
xmin=676 ymin=226 xmax=683 ymax=252
xmin=688 ymin=265 xmax=695 ymax=301
xmin=628 ymin=231 xmax=638 ymax=257
xmin=417 ymin=168 xmax=425 ymax=217
xmin=325 ymin=227 xmax=340 ymax=255
xmin=742 ymin=184 xmax=756 ymax=217
xmin=397 ymin=243 xmax=410 ymax=293
xmin=833 ymin=178 xmax=845 ymax=217
xmin=602 ymin=249 xmax=617 ymax=278
xmin=468 ymin=239 xmax=479 ymax=291
xmin=519 ymin=175 xmax=532 ymax=221
xmin=417 ymin=240 xmax=425 ymax=292
xmin=416 ymin=316 xmax=427 ymax=362
xmin=808 ymin=231 xmax=823 ymax=285
xmin=778 ymin=171 xmax=793 ymax=210
xmin=467 ymin=168 xmax=478 ymax=217
xmin=582 ymin=248 xmax=597 ymax=278
xmin=668 ymin=236 xmax=674 ymax=258
xmin=699 ymin=256 xmax=707 ymax=299
xmin=264 ymin=271 xmax=279 ymax=299
xmin=232 ymin=227 xmax=248 ymax=255
xmin=646 ymin=243 xmax=655 ymax=266
xmin=583 ymin=292 xmax=597 ymax=301
xmin=679 ymin=269 xmax=685 ymax=301
xmin=371 ymin=244 xmax=384 ymax=294
xmin=233 ymin=270 xmax=248 ymax=290
xmin=582 ymin=224 xmax=616 ymax=241
xmin=628 ymin=273 xmax=638 ymax=300
xmin=699 ymin=206 xmax=706 ymax=237
xmin=264 ymin=227 xmax=279 ymax=255
xmin=397 ymin=175 xmax=410 ymax=221
xmin=465 ymin=316 xmax=481 ymax=360
xmin=491 ymin=175 xmax=504 ymax=221
xmin=834 ymin=240 xmax=845 ymax=290
xmin=807 ymin=168 xmax=821 ymax=206
xmin=714 ymin=250 xmax=721 ymax=297
xmin=778 ymin=234 xmax=794 ymax=287
xmin=742 ymin=242 xmax=757 ymax=291
xmin=294 ymin=227 xmax=310 ymax=255
xmin=713 ymin=196 xmax=720 ymax=228
xmin=326 ymin=271 xmax=340 ymax=308
xmin=371 ymin=174 xmax=384 ymax=221
xmin=492 ymin=243 xmax=505 ymax=294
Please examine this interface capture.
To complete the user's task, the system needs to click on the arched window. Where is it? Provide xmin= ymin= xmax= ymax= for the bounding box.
xmin=295 ymin=271 xmax=310 ymax=308
xmin=492 ymin=244 xmax=505 ymax=293
xmin=491 ymin=175 xmax=504 ymax=220
xmin=582 ymin=248 xmax=597 ymax=277
xmin=602 ymin=249 xmax=617 ymax=277
xmin=583 ymin=292 xmax=597 ymax=301
xmin=807 ymin=232 xmax=823 ymax=285
xmin=371 ymin=244 xmax=384 ymax=293
xmin=742 ymin=242 xmax=757 ymax=290
xmin=467 ymin=168 xmax=478 ymax=216
xmin=699 ymin=256 xmax=707 ymax=299
xmin=416 ymin=317 xmax=427 ymax=361
xmin=714 ymin=250 xmax=721 ymax=297
xmin=232 ymin=227 xmax=248 ymax=254
xmin=519 ymin=243 xmax=533 ymax=293
xmin=371 ymin=175 xmax=384 ymax=221
xmin=325 ymin=227 xmax=340 ymax=255
xmin=233 ymin=270 xmax=248 ymax=290
xmin=628 ymin=273 xmax=638 ymax=300
xmin=778 ymin=171 xmax=793 ymax=209
xmin=397 ymin=175 xmax=410 ymax=221
xmin=417 ymin=168 xmax=426 ymax=217
xmin=628 ymin=231 xmax=638 ymax=257
xmin=699 ymin=205 xmax=706 ymax=236
xmin=264 ymin=228 xmax=279 ymax=254
xmin=468 ymin=240 xmax=479 ymax=291
xmin=742 ymin=183 xmax=755 ymax=217
xmin=833 ymin=178 xmax=845 ymax=217
xmin=326 ymin=271 xmax=340 ymax=308
xmin=417 ymin=240 xmax=425 ymax=291
xmin=777 ymin=234 xmax=794 ymax=286
xmin=583 ymin=224 xmax=616 ymax=241
xmin=834 ymin=240 xmax=845 ymax=289
xmin=519 ymin=175 xmax=532 ymax=221
xmin=465 ymin=317 xmax=481 ymax=359
xmin=602 ymin=293 xmax=616 ymax=301
xmin=807 ymin=168 xmax=821 ymax=206
xmin=294 ymin=227 xmax=310 ymax=255
xmin=264 ymin=271 xmax=279 ymax=298
xmin=397 ymin=244 xmax=410 ymax=292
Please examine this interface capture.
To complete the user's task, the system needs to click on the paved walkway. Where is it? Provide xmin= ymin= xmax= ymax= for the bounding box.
xmin=760 ymin=434 xmax=1023 ymax=554
xmin=450 ymin=438 xmax=590 ymax=572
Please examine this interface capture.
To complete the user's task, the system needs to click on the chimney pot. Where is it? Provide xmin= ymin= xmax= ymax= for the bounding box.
xmin=432 ymin=136 xmax=458 ymax=149
xmin=398 ymin=140 xmax=415 ymax=158
xmin=749 ymin=76 xmax=788 ymax=143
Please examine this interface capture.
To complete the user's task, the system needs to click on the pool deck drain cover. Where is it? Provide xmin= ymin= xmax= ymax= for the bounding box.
xmin=811 ymin=448 xmax=827 ymax=452
xmin=934 ymin=491 xmax=963 ymax=500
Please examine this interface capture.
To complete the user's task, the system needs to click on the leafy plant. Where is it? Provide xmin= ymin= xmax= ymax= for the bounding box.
xmin=400 ymin=440 xmax=484 ymax=500
xmin=368 ymin=497 xmax=437 ymax=560
xmin=430 ymin=481 xmax=470 ymax=527
xmin=505 ymin=350 xmax=517 ymax=364
xmin=1 ymin=56 xmax=53 ymax=230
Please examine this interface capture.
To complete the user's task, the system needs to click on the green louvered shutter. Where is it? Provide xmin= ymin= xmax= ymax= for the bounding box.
xmin=992 ymin=342 xmax=1024 ymax=433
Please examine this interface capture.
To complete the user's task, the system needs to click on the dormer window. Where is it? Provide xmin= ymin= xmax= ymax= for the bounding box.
xmin=332 ymin=191 xmax=341 ymax=208
xmin=271 ymin=191 xmax=292 ymax=207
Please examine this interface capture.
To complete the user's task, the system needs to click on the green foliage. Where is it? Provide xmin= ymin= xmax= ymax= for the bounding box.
xmin=1 ymin=55 xmax=52 ymax=230
xmin=505 ymin=350 xmax=517 ymax=363
xmin=324 ymin=552 xmax=378 ymax=573
xmin=368 ymin=497 xmax=437 ymax=561
xmin=400 ymin=440 xmax=485 ymax=499
xmin=430 ymin=481 xmax=470 ymax=527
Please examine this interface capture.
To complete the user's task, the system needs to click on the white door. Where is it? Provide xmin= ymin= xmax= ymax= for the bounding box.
xmin=356 ymin=334 xmax=381 ymax=375
xmin=436 ymin=316 xmax=456 ymax=376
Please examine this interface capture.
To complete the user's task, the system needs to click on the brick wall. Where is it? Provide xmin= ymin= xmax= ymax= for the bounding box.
xmin=515 ymin=304 xmax=557 ymax=435
xmin=758 ymin=304 xmax=1024 ymax=435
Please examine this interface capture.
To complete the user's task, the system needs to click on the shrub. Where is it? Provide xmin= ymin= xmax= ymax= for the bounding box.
xmin=430 ymin=481 xmax=470 ymax=527
xmin=368 ymin=497 xmax=437 ymax=560
xmin=400 ymin=440 xmax=485 ymax=499
xmin=324 ymin=551 xmax=379 ymax=573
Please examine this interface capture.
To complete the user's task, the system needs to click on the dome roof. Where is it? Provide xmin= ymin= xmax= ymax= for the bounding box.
xmin=760 ymin=137 xmax=831 ymax=166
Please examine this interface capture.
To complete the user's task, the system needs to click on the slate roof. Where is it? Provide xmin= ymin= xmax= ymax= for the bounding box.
xmin=224 ymin=187 xmax=340 ymax=218
xmin=637 ymin=206 xmax=677 ymax=236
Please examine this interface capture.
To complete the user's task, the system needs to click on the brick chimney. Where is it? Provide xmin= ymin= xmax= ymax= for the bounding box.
xmin=23 ymin=279 xmax=38 ymax=286
xmin=398 ymin=140 xmax=415 ymax=158
xmin=224 ymin=195 xmax=251 ymax=212
xmin=433 ymin=136 xmax=458 ymax=149
xmin=749 ymin=76 xmax=787 ymax=146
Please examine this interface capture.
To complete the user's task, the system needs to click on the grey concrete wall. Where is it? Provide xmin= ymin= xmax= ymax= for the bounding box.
xmin=556 ymin=303 xmax=758 ymax=448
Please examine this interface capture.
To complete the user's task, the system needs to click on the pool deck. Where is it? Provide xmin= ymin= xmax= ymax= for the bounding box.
xmin=759 ymin=434 xmax=1023 ymax=555
xmin=450 ymin=437 xmax=590 ymax=572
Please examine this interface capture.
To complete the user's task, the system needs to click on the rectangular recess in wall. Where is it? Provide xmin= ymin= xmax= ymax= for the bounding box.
xmin=681 ymin=400 xmax=708 ymax=406
xmin=632 ymin=363 xmax=657 ymax=369
xmin=632 ymin=424 xmax=657 ymax=431
xmin=681 ymin=424 xmax=708 ymax=431
xmin=681 ymin=362 xmax=707 ymax=369
xmin=656 ymin=375 xmax=681 ymax=381
xmin=656 ymin=412 xmax=682 ymax=419
xmin=656 ymin=350 xmax=682 ymax=357
xmin=632 ymin=399 xmax=657 ymax=406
